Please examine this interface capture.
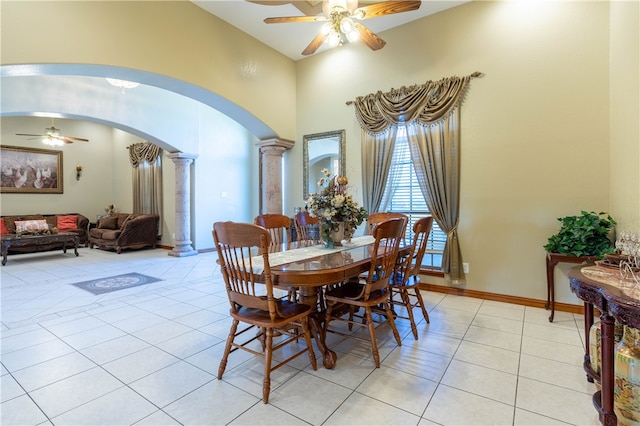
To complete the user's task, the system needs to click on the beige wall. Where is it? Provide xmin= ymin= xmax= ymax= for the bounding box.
xmin=0 ymin=0 xmax=297 ymax=140
xmin=1 ymin=1 xmax=638 ymax=305
xmin=291 ymin=0 xmax=630 ymax=305
xmin=610 ymin=0 xmax=640 ymax=233
xmin=0 ymin=117 xmax=133 ymax=221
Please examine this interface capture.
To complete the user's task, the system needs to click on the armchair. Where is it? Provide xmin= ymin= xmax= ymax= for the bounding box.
xmin=89 ymin=213 xmax=159 ymax=254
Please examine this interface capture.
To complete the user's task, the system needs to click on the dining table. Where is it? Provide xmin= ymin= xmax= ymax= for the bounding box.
xmin=251 ymin=235 xmax=407 ymax=369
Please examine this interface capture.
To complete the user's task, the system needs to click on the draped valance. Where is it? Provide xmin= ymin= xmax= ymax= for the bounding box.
xmin=349 ymin=72 xmax=480 ymax=135
xmin=128 ymin=142 xmax=162 ymax=168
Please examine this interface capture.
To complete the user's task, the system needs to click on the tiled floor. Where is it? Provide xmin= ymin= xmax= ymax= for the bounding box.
xmin=1 ymin=247 xmax=599 ymax=425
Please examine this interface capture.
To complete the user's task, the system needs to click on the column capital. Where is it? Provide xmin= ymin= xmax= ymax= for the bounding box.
xmin=254 ymin=138 xmax=294 ymax=151
xmin=167 ymin=152 xmax=198 ymax=162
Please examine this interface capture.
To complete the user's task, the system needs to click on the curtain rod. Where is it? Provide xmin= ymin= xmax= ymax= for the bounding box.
xmin=345 ymin=71 xmax=482 ymax=105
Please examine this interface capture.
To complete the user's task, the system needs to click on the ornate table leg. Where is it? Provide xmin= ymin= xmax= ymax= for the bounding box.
xmin=600 ymin=314 xmax=617 ymax=425
xmin=584 ymin=302 xmax=595 ymax=383
xmin=298 ymin=286 xmax=336 ymax=369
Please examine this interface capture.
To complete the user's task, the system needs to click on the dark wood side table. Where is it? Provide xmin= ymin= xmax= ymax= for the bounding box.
xmin=546 ymin=252 xmax=599 ymax=322
xmin=569 ymin=265 xmax=640 ymax=426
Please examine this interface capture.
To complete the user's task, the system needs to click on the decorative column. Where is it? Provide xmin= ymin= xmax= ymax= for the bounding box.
xmin=254 ymin=138 xmax=294 ymax=214
xmin=167 ymin=152 xmax=198 ymax=257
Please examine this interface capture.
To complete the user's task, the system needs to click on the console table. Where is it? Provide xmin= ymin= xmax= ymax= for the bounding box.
xmin=569 ymin=264 xmax=640 ymax=425
xmin=1 ymin=233 xmax=79 ymax=265
xmin=546 ymin=252 xmax=599 ymax=322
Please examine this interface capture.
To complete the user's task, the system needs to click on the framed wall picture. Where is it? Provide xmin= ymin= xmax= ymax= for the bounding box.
xmin=0 ymin=145 xmax=63 ymax=193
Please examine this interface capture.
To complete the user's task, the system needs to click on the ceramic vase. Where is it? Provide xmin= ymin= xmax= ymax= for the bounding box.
xmin=614 ymin=325 xmax=640 ymax=425
xmin=589 ymin=321 xmax=624 ymax=376
xmin=331 ymin=222 xmax=344 ymax=247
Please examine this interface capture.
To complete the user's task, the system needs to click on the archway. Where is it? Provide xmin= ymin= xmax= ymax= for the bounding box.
xmin=1 ymin=64 xmax=275 ymax=253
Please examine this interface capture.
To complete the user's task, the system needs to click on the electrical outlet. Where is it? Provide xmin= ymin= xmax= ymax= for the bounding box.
xmin=172 ymin=233 xmax=175 ymax=239
xmin=463 ymin=262 xmax=469 ymax=274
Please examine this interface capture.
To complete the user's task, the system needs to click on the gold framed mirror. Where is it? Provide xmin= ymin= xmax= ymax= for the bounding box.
xmin=303 ymin=129 xmax=346 ymax=199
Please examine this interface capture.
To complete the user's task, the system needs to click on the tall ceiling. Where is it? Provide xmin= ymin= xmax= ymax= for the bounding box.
xmin=192 ymin=1 xmax=469 ymax=61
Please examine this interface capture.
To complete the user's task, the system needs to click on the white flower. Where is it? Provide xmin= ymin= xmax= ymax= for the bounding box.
xmin=332 ymin=194 xmax=345 ymax=208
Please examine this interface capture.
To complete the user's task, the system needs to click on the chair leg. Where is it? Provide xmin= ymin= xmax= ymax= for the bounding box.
xmin=384 ymin=301 xmax=402 ymax=347
xmin=263 ymin=328 xmax=274 ymax=404
xmin=413 ymin=288 xmax=430 ymax=323
xmin=401 ymin=289 xmax=419 ymax=340
xmin=364 ymin=307 xmax=381 ymax=368
xmin=218 ymin=319 xmax=239 ymax=379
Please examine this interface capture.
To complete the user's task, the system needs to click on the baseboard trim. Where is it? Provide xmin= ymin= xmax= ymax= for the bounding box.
xmin=420 ymin=283 xmax=584 ymax=315
xmin=153 ymin=248 xmax=582 ymax=316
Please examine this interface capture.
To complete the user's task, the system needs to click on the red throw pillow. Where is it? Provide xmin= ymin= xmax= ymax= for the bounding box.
xmin=57 ymin=215 xmax=78 ymax=231
xmin=0 ymin=219 xmax=8 ymax=235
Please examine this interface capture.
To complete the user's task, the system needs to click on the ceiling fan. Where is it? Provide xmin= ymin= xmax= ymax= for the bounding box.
xmin=254 ymin=0 xmax=422 ymax=56
xmin=16 ymin=119 xmax=89 ymax=146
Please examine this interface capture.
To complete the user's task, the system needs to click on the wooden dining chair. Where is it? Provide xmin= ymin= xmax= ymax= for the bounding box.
xmin=388 ymin=216 xmax=434 ymax=340
xmin=322 ymin=216 xmax=406 ymax=368
xmin=254 ymin=214 xmax=292 ymax=246
xmin=366 ymin=212 xmax=408 ymax=236
xmin=294 ymin=211 xmax=319 ymax=242
xmin=212 ymin=221 xmax=317 ymax=403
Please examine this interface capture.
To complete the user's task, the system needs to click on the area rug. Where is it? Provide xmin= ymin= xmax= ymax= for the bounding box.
xmin=72 ymin=273 xmax=161 ymax=295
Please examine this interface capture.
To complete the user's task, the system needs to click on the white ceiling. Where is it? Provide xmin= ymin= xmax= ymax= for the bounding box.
xmin=192 ymin=1 xmax=468 ymax=61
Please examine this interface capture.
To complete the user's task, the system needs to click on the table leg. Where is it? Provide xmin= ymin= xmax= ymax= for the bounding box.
xmin=298 ymin=286 xmax=336 ymax=369
xmin=1 ymin=241 xmax=9 ymax=266
xmin=546 ymin=254 xmax=559 ymax=322
xmin=62 ymin=240 xmax=67 ymax=254
xmin=583 ymin=302 xmax=595 ymax=383
xmin=73 ymin=237 xmax=79 ymax=256
xmin=600 ymin=314 xmax=617 ymax=425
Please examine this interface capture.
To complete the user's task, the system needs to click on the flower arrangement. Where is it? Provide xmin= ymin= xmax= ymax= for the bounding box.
xmin=306 ymin=168 xmax=368 ymax=247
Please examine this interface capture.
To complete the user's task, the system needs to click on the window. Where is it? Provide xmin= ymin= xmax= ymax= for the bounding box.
xmin=382 ymin=127 xmax=446 ymax=269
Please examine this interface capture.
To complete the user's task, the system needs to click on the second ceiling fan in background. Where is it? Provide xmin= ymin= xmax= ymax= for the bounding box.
xmin=15 ymin=119 xmax=89 ymax=146
xmin=252 ymin=0 xmax=422 ymax=56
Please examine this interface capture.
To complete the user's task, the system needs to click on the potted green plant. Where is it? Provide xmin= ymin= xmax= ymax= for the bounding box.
xmin=544 ymin=210 xmax=617 ymax=258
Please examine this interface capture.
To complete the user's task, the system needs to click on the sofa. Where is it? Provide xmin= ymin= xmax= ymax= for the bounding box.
xmin=89 ymin=213 xmax=159 ymax=254
xmin=0 ymin=213 xmax=90 ymax=254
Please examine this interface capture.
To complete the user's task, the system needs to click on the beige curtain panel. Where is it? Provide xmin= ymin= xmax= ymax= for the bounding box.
xmin=361 ymin=126 xmax=397 ymax=215
xmin=350 ymin=72 xmax=478 ymax=284
xmin=128 ymin=142 xmax=163 ymax=237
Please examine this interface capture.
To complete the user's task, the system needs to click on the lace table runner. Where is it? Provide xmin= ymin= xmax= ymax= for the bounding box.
xmin=250 ymin=235 xmax=375 ymax=274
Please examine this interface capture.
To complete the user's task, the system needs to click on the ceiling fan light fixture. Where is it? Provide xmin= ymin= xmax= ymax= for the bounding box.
xmin=326 ymin=30 xmax=341 ymax=47
xmin=345 ymin=27 xmax=359 ymax=42
xmin=42 ymin=136 xmax=64 ymax=147
xmin=321 ymin=22 xmax=333 ymax=36
xmin=352 ymin=8 xmax=365 ymax=20
xmin=339 ymin=17 xmax=354 ymax=33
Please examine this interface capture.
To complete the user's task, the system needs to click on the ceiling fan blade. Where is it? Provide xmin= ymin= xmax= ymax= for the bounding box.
xmin=248 ymin=0 xmax=323 ymax=16
xmin=264 ymin=15 xmax=326 ymax=24
xmin=302 ymin=32 xmax=328 ymax=56
xmin=355 ymin=1 xmax=421 ymax=19
xmin=248 ymin=1 xmax=292 ymax=5
xmin=15 ymin=133 xmax=45 ymax=137
xmin=63 ymin=136 xmax=89 ymax=142
xmin=353 ymin=22 xmax=386 ymax=50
